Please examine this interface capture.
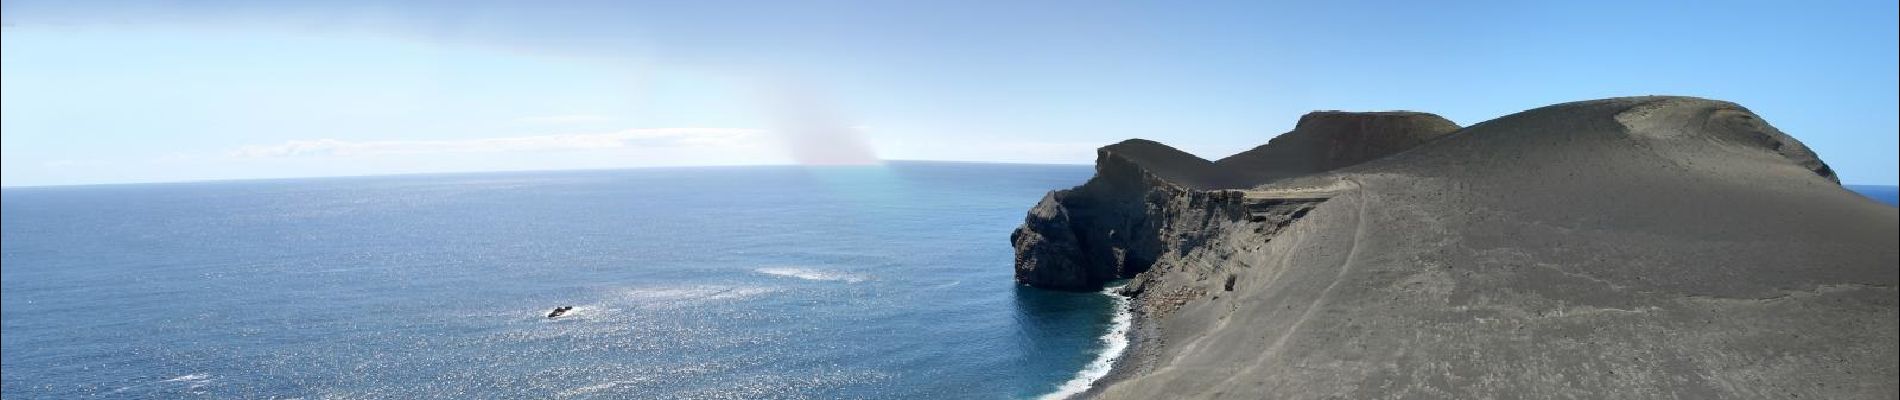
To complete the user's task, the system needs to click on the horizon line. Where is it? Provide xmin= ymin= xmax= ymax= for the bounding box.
xmin=0 ymin=160 xmax=1098 ymax=189
xmin=6 ymin=160 xmax=1897 ymax=189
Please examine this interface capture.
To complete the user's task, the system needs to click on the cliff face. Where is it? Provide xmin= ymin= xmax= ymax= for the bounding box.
xmin=1012 ymin=97 xmax=1897 ymax=399
xmin=1014 ymin=111 xmax=1461 ymax=290
xmin=1010 ymin=140 xmax=1243 ymax=290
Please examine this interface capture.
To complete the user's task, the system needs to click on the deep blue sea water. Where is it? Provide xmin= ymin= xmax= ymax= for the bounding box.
xmin=2 ymin=164 xmax=1894 ymax=399
xmin=1846 ymin=184 xmax=1899 ymax=206
xmin=2 ymin=162 xmax=1122 ymax=399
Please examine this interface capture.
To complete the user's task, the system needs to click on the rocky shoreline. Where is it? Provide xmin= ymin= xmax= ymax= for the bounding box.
xmin=1015 ymin=96 xmax=1897 ymax=399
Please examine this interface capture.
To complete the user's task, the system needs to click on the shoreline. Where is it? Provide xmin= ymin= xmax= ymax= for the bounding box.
xmin=1040 ymin=285 xmax=1136 ymax=400
xmin=1075 ymin=292 xmax=1152 ymax=400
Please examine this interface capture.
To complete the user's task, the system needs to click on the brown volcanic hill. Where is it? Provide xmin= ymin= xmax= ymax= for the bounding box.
xmin=1012 ymin=96 xmax=1895 ymax=399
xmin=1215 ymin=111 xmax=1460 ymax=186
xmin=1095 ymin=139 xmax=1230 ymax=190
xmin=1012 ymin=114 xmax=1457 ymax=291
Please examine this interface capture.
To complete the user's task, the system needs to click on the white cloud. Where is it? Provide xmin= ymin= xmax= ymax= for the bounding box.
xmin=514 ymin=114 xmax=617 ymax=124
xmin=230 ymin=128 xmax=761 ymax=158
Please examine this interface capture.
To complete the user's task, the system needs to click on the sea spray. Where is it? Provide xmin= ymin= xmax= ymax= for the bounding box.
xmin=1041 ymin=285 xmax=1134 ymax=400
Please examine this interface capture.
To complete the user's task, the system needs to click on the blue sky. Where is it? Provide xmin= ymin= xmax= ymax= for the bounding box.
xmin=3 ymin=0 xmax=1895 ymax=186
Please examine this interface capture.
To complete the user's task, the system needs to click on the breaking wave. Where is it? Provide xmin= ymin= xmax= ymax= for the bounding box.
xmin=1040 ymin=286 xmax=1133 ymax=400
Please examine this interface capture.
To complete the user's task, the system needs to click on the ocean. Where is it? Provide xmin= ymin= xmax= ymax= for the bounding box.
xmin=0 ymin=162 xmax=1124 ymax=399
xmin=1846 ymin=184 xmax=1899 ymax=207
xmin=2 ymin=163 xmax=1894 ymax=399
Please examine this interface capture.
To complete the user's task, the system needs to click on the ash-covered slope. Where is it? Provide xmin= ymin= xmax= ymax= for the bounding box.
xmin=1215 ymin=111 xmax=1460 ymax=186
xmin=1012 ymin=96 xmax=1897 ymax=399
xmin=1094 ymin=139 xmax=1231 ymax=190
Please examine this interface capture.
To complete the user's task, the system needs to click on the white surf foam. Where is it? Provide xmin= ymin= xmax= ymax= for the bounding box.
xmin=618 ymin=286 xmax=780 ymax=303
xmin=558 ymin=379 xmax=643 ymax=397
xmin=754 ymin=267 xmax=867 ymax=283
xmin=1040 ymin=287 xmax=1134 ymax=400
xmin=111 ymin=373 xmax=212 ymax=393
xmin=162 ymin=373 xmax=210 ymax=383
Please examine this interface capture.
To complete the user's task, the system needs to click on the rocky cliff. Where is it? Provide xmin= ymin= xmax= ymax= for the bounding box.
xmin=1012 ymin=96 xmax=1897 ymax=399
xmin=1010 ymin=139 xmax=1241 ymax=290
xmin=1013 ymin=110 xmax=1463 ymax=291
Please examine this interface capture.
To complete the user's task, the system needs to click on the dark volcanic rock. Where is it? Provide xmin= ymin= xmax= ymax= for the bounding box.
xmin=1011 ymin=140 xmax=1216 ymax=290
xmin=1012 ymin=111 xmax=1459 ymax=290
xmin=1011 ymin=192 xmax=1091 ymax=289
xmin=1010 ymin=96 xmax=1896 ymax=399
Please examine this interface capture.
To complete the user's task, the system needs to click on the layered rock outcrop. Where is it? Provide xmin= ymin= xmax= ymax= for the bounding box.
xmin=1013 ymin=110 xmax=1462 ymax=290
xmin=1012 ymin=96 xmax=1897 ymax=399
xmin=1011 ymin=139 xmax=1243 ymax=290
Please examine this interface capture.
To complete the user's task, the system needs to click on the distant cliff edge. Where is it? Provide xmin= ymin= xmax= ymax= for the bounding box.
xmin=1012 ymin=96 xmax=1895 ymax=399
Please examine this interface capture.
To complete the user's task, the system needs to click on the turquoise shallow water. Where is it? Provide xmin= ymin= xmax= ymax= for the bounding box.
xmin=1 ymin=162 xmax=1121 ymax=399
